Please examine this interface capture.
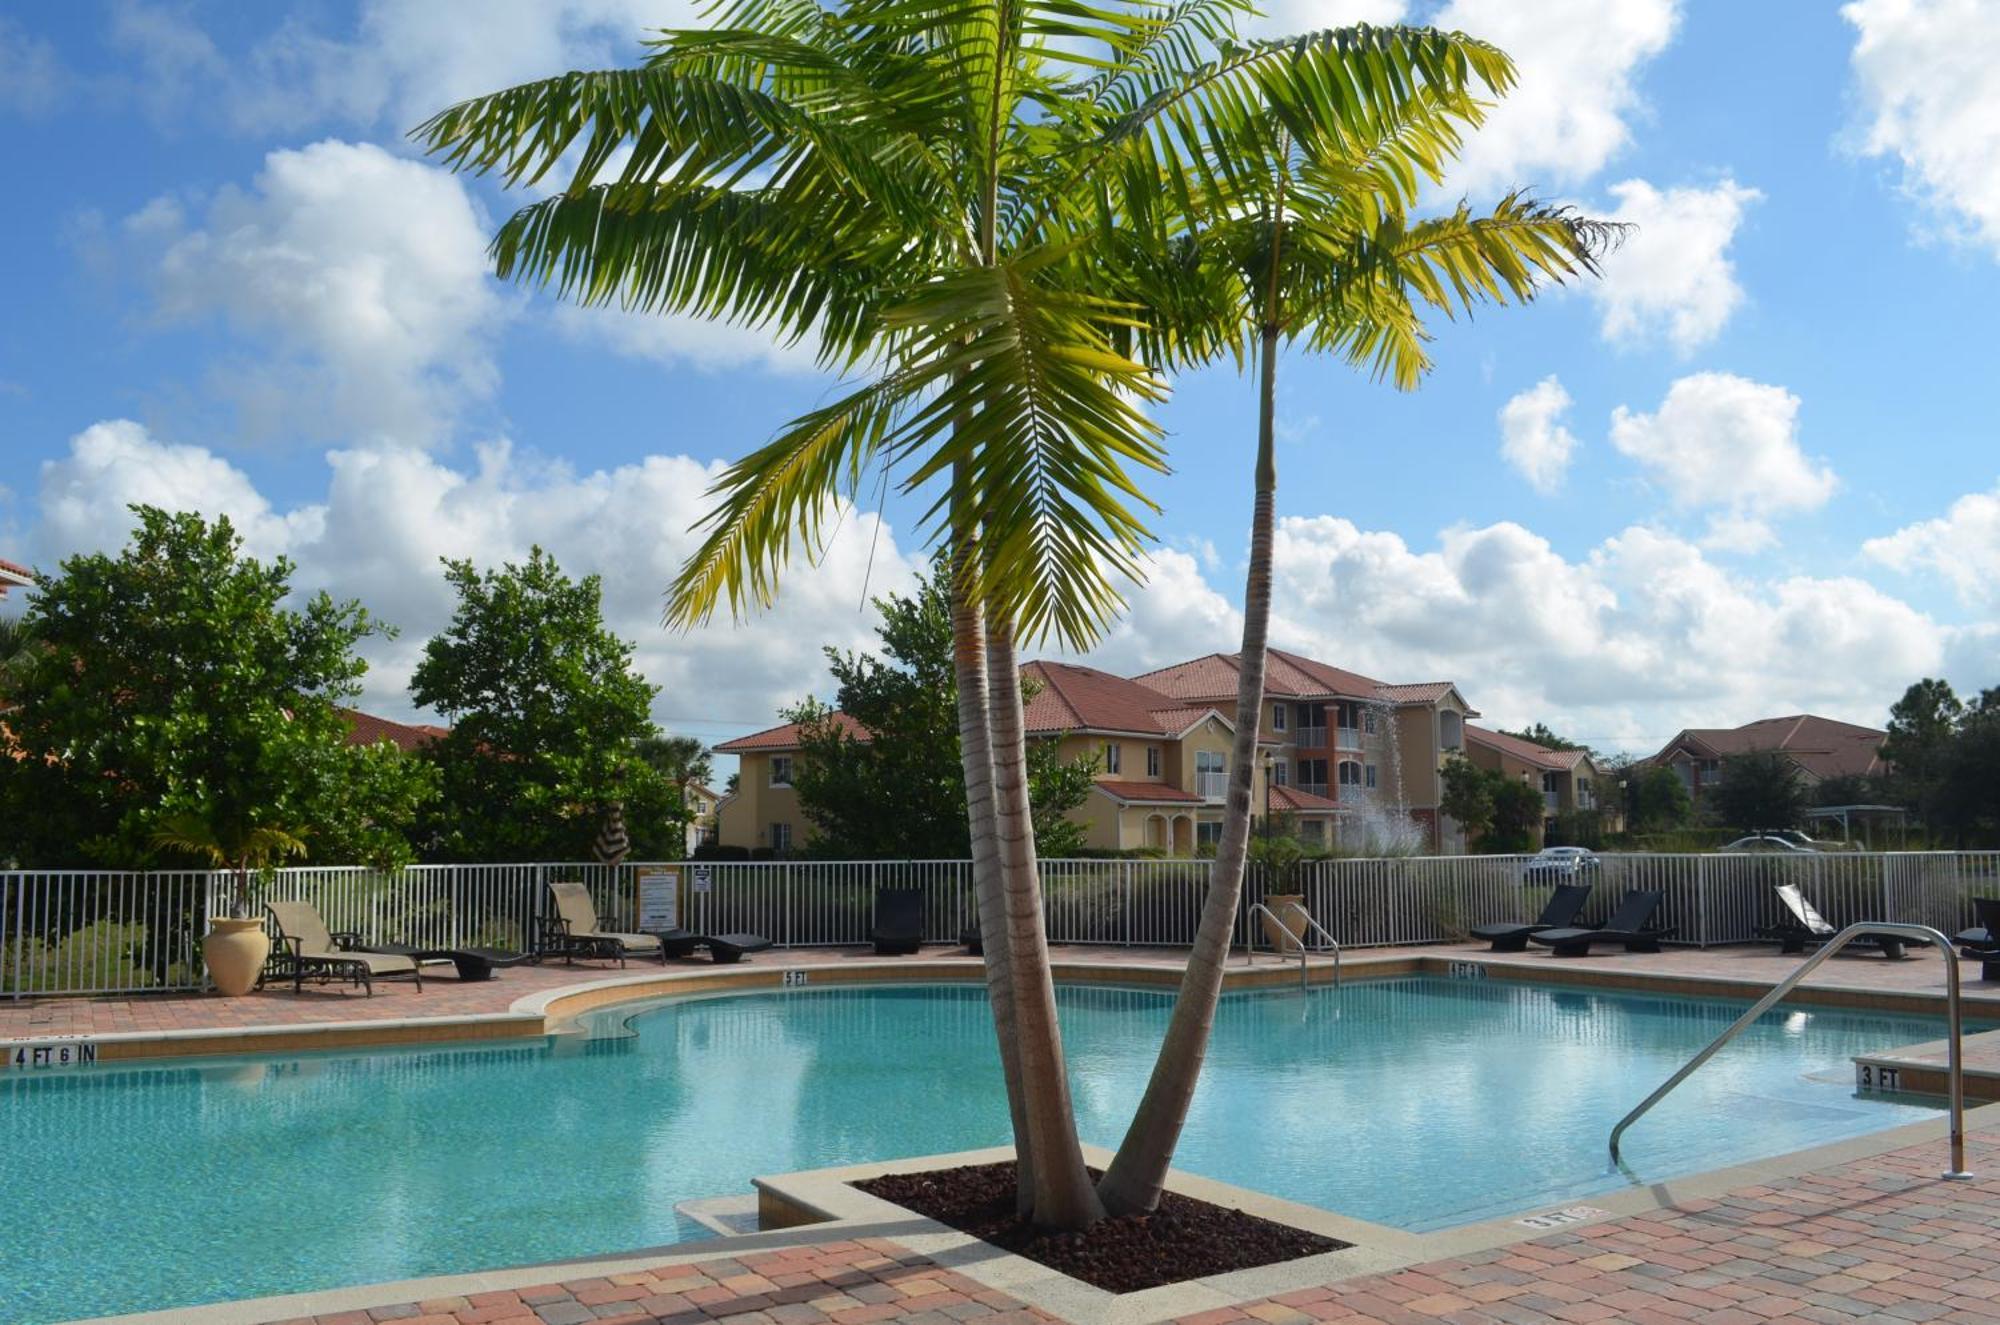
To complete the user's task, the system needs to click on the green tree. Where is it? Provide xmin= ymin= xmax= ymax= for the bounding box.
xmin=1934 ymin=688 xmax=2000 ymax=846
xmin=410 ymin=548 xmax=678 ymax=861
xmin=0 ymin=612 xmax=37 ymax=699
xmin=635 ymin=735 xmax=714 ymax=795
xmin=1487 ymin=777 xmax=1544 ymax=853
xmin=1440 ymin=755 xmax=1498 ymax=846
xmin=1633 ymin=765 xmax=1693 ymax=832
xmin=418 ymin=0 xmax=1608 ymax=1229
xmin=784 ymin=559 xmax=1096 ymax=859
xmin=1499 ymin=722 xmax=1585 ymax=753
xmin=1882 ymin=677 xmax=1963 ymax=824
xmin=1708 ymin=751 xmax=1806 ymax=832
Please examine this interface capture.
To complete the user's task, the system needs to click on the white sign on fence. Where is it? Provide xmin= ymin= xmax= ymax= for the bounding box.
xmin=693 ymin=865 xmax=713 ymax=894
xmin=637 ymin=869 xmax=679 ymax=932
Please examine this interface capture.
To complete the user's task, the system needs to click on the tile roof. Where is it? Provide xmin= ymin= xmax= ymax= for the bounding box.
xmin=1022 ymin=660 xmax=1228 ymax=737
xmin=1464 ymin=724 xmax=1579 ymax=771
xmin=1269 ymin=784 xmax=1345 ymax=814
xmin=1659 ymin=714 xmax=1888 ymax=782
xmin=1091 ymin=779 xmax=1206 ymax=804
xmin=1138 ymin=649 xmax=1474 ymax=712
xmin=714 ymin=711 xmax=869 ymax=753
xmin=340 ymin=708 xmax=450 ymax=753
xmin=0 ymin=557 xmax=32 ymax=586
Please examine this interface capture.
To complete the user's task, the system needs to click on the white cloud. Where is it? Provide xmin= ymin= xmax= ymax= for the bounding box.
xmin=1244 ymin=0 xmax=1411 ymax=36
xmin=1609 ymin=374 xmax=1838 ymax=540
xmin=554 ymin=304 xmax=827 ymax=377
xmin=1497 ymin=376 xmax=1578 ymax=494
xmin=1844 ymin=0 xmax=2000 ymax=257
xmin=1864 ymin=480 xmax=2000 ymax=607
xmin=1430 ymin=0 xmax=1679 ymax=197
xmin=1588 ymin=178 xmax=1760 ymax=352
xmin=28 ymin=422 xmax=918 ymax=743
xmin=129 ymin=140 xmax=505 ymax=447
xmin=0 ymin=16 xmax=65 ymax=115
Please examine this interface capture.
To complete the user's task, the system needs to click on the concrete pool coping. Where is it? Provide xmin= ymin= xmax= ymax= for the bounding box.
xmin=71 ymin=1104 xmax=1998 ymax=1325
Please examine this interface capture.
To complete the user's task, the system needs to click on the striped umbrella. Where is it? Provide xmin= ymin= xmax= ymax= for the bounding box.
xmin=593 ymin=801 xmax=630 ymax=866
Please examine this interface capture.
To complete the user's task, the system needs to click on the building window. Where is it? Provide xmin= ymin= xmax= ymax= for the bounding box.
xmin=1578 ymin=777 xmax=1594 ymax=808
xmin=1272 ymin=761 xmax=1288 ymax=787
xmin=1297 ymin=758 xmax=1327 ymax=789
xmin=1146 ymin=746 xmax=1160 ymax=778
xmin=1365 ymin=764 xmax=1378 ymax=789
xmin=1272 ymin=704 xmax=1287 ymax=732
xmin=1196 ymin=820 xmax=1223 ymax=849
xmin=769 ymin=755 xmax=793 ymax=787
xmin=1363 ymin=709 xmax=1377 ymax=734
xmin=1542 ymin=771 xmax=1559 ymax=793
xmin=1338 ymin=760 xmax=1363 ymax=787
xmin=770 ymin=822 xmax=793 ymax=852
xmin=1104 ymin=743 xmax=1122 ymax=775
xmin=1336 ymin=702 xmax=1359 ymax=731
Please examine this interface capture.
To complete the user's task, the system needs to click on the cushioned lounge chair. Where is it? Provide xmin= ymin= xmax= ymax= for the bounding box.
xmin=363 ymin=942 xmax=536 ymax=982
xmin=1958 ymin=897 xmax=2000 ymax=982
xmin=1469 ymin=883 xmax=1593 ymax=952
xmin=1754 ymin=883 xmax=1917 ymax=959
xmin=872 ymin=887 xmax=924 ymax=956
xmin=541 ymin=881 xmax=665 ymax=966
xmin=644 ymin=926 xmax=775 ymax=965
xmin=265 ymin=900 xmax=423 ymax=995
xmin=1527 ymin=889 xmax=1673 ymax=957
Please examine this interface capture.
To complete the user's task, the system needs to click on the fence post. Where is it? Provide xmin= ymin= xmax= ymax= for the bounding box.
xmin=1695 ymin=855 xmax=1709 ymax=948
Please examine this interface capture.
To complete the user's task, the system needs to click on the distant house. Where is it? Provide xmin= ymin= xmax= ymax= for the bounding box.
xmin=339 ymin=707 xmax=450 ymax=753
xmin=0 ymin=557 xmax=32 ymax=599
xmin=1646 ymin=715 xmax=1889 ymax=804
xmin=682 ymin=783 xmax=720 ymax=856
xmin=1463 ymin=726 xmax=1622 ymax=842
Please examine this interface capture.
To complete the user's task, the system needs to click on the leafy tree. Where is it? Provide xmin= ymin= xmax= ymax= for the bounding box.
xmin=0 ymin=612 xmax=37 ymax=699
xmin=1883 ymin=677 xmax=1963 ymax=823
xmin=410 ymin=548 xmax=680 ymax=861
xmin=1811 ymin=772 xmax=1876 ymax=807
xmin=785 ymin=560 xmax=1096 ymax=859
xmin=635 ymin=734 xmax=714 ymax=794
xmin=1487 ymin=777 xmax=1545 ymax=853
xmin=150 ymin=818 xmax=307 ymax=917
xmin=1633 ymin=765 xmax=1694 ymax=832
xmin=1499 ymin=722 xmax=1585 ymax=753
xmin=1440 ymin=755 xmax=1497 ymax=845
xmin=1708 ymin=751 xmax=1806 ymax=832
xmin=1934 ymin=688 xmax=2000 ymax=846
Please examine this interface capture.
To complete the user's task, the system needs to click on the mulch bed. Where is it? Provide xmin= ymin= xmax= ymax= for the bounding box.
xmin=853 ymin=1162 xmax=1347 ymax=1294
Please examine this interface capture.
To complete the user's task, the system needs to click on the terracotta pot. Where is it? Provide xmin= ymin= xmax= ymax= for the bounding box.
xmin=203 ymin=916 xmax=271 ymax=996
xmin=1260 ymin=893 xmax=1308 ymax=950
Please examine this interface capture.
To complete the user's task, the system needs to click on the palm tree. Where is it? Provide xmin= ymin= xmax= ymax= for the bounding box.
xmin=419 ymin=0 xmax=1613 ymax=1229
xmin=634 ymin=734 xmax=713 ymax=792
xmin=1093 ymin=114 xmax=1621 ymax=1213
xmin=150 ymin=813 xmax=308 ymax=918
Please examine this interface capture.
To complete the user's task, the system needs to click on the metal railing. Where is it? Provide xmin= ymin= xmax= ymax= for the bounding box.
xmin=5 ymin=851 xmax=1997 ymax=997
xmin=1195 ymin=771 xmax=1229 ymax=801
xmin=1245 ymin=900 xmax=1341 ymax=989
xmin=1293 ymin=725 xmax=1328 ymax=750
xmin=1608 ymin=921 xmax=1971 ymax=1180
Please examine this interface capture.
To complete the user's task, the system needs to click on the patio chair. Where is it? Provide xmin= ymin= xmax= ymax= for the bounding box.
xmin=1468 ymin=883 xmax=1593 ymax=952
xmin=1527 ymin=889 xmax=1674 ymax=957
xmin=1958 ymin=897 xmax=2000 ymax=982
xmin=871 ymin=888 xmax=925 ymax=956
xmin=362 ymin=941 xmax=536 ymax=982
xmin=643 ymin=925 xmax=775 ymax=965
xmin=264 ymin=900 xmax=423 ymax=995
xmin=541 ymin=880 xmax=666 ymax=966
xmin=1754 ymin=883 xmax=1917 ymax=960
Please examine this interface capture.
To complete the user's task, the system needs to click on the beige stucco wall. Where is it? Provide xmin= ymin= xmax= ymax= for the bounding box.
xmin=715 ymin=751 xmax=814 ymax=852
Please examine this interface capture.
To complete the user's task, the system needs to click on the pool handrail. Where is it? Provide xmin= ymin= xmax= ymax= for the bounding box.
xmin=1245 ymin=900 xmax=1341 ymax=990
xmin=1607 ymin=920 xmax=1970 ymax=1180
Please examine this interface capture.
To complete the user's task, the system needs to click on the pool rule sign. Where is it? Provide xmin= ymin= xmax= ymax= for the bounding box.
xmin=637 ymin=868 xmax=679 ymax=932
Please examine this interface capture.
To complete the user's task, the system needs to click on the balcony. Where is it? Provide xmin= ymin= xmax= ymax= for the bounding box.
xmin=1293 ymin=725 xmax=1328 ymax=749
xmin=1196 ymin=770 xmax=1229 ymax=801
xmin=1335 ymin=725 xmax=1364 ymax=752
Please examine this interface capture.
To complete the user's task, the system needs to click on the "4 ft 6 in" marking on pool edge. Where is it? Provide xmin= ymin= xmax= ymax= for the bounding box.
xmin=10 ymin=1041 xmax=99 ymax=1069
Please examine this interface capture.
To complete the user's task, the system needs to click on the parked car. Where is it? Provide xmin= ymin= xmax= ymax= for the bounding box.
xmin=1522 ymin=846 xmax=1601 ymax=883
xmin=1719 ymin=834 xmax=1817 ymax=853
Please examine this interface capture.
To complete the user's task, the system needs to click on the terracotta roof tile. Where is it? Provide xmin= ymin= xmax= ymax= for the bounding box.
xmin=340 ymin=707 xmax=450 ymax=753
xmin=1658 ymin=714 xmax=1887 ymax=781
xmin=1270 ymin=785 xmax=1345 ymax=813
xmin=1092 ymin=780 xmax=1206 ymax=804
xmin=1022 ymin=660 xmax=1222 ymax=736
xmin=0 ymin=557 xmax=32 ymax=587
xmin=715 ymin=712 xmax=869 ymax=753
xmin=1138 ymin=649 xmax=1467 ymax=711
xmin=1464 ymin=724 xmax=1575 ymax=771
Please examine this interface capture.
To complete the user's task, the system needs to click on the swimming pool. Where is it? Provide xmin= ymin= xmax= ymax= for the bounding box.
xmin=0 ymin=977 xmax=1963 ymax=1322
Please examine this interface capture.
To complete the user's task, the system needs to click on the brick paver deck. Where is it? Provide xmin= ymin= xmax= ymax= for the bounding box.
xmin=275 ymin=1122 xmax=2000 ymax=1325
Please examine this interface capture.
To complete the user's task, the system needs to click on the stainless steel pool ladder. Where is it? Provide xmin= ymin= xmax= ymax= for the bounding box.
xmin=1245 ymin=901 xmax=1341 ymax=990
xmin=1608 ymin=921 xmax=1971 ymax=1180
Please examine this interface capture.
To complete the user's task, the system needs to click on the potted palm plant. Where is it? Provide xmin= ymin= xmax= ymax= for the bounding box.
xmin=1249 ymin=828 xmax=1310 ymax=950
xmin=153 ymin=814 xmax=308 ymax=996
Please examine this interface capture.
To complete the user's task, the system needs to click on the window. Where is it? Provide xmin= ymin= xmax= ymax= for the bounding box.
xmin=1338 ymin=760 xmax=1363 ymax=786
xmin=1578 ymin=777 xmax=1594 ymax=808
xmin=1272 ymin=761 xmax=1288 ymax=787
xmin=1336 ymin=701 xmax=1359 ymax=731
xmin=1196 ymin=750 xmax=1224 ymax=776
xmin=1363 ymin=709 xmax=1377 ymax=734
xmin=1542 ymin=771 xmax=1559 ymax=793
xmin=1196 ymin=820 xmax=1224 ymax=849
xmin=1297 ymin=758 xmax=1327 ymax=788
xmin=1146 ymin=746 xmax=1161 ymax=778
xmin=1104 ymin=742 xmax=1122 ymax=775
xmin=770 ymin=822 xmax=793 ymax=852
xmin=1365 ymin=764 xmax=1378 ymax=789
xmin=769 ymin=755 xmax=793 ymax=787
xmin=1272 ymin=703 xmax=1287 ymax=732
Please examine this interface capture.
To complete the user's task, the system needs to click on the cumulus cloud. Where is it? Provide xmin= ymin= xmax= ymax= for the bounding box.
xmin=1609 ymin=373 xmax=1838 ymax=548
xmin=0 ymin=16 xmax=65 ymax=115
xmin=1864 ymin=480 xmax=2000 ymax=608
xmin=1243 ymin=0 xmax=1411 ymax=36
xmin=1844 ymin=0 xmax=2000 ymax=257
xmin=29 ymin=421 xmax=918 ymax=743
xmin=128 ymin=140 xmax=505 ymax=447
xmin=1430 ymin=0 xmax=1680 ymax=197
xmin=1497 ymin=376 xmax=1579 ymax=494
xmin=1588 ymin=178 xmax=1760 ymax=352
xmin=553 ymin=304 xmax=827 ymax=378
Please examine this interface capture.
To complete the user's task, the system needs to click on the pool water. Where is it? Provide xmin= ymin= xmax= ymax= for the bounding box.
xmin=0 ymin=977 xmax=1962 ymax=1322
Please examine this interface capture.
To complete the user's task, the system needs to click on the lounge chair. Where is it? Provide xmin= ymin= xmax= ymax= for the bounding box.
xmin=645 ymin=926 xmax=775 ymax=965
xmin=961 ymin=916 xmax=983 ymax=956
xmin=1754 ymin=883 xmax=1917 ymax=959
xmin=363 ymin=942 xmax=536 ymax=982
xmin=1527 ymin=889 xmax=1673 ymax=957
xmin=541 ymin=881 xmax=666 ymax=966
xmin=1958 ymin=897 xmax=2000 ymax=982
xmin=871 ymin=888 xmax=924 ymax=956
xmin=1469 ymin=883 xmax=1593 ymax=952
xmin=265 ymin=900 xmax=423 ymax=995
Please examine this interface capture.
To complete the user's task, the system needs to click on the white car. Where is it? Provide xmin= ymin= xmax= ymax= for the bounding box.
xmin=1719 ymin=834 xmax=1816 ymax=853
xmin=1522 ymin=846 xmax=1601 ymax=883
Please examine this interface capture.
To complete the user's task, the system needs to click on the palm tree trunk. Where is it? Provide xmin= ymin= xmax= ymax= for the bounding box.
xmin=949 ymin=534 xmax=1036 ymax=1208
xmin=1097 ymin=318 xmax=1283 ymax=1216
xmin=987 ymin=620 xmax=1103 ymax=1230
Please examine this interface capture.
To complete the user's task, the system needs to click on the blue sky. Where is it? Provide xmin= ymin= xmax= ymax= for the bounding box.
xmin=3 ymin=0 xmax=1997 ymax=768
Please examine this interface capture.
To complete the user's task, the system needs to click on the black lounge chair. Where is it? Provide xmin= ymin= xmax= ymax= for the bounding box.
xmin=1528 ymin=889 xmax=1673 ymax=957
xmin=365 ymin=942 xmax=535 ymax=982
xmin=1754 ymin=883 xmax=1918 ymax=960
xmin=872 ymin=888 xmax=924 ymax=956
xmin=645 ymin=927 xmax=775 ymax=965
xmin=1469 ymin=883 xmax=1593 ymax=952
xmin=961 ymin=917 xmax=983 ymax=956
xmin=1958 ymin=897 xmax=2000 ymax=982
